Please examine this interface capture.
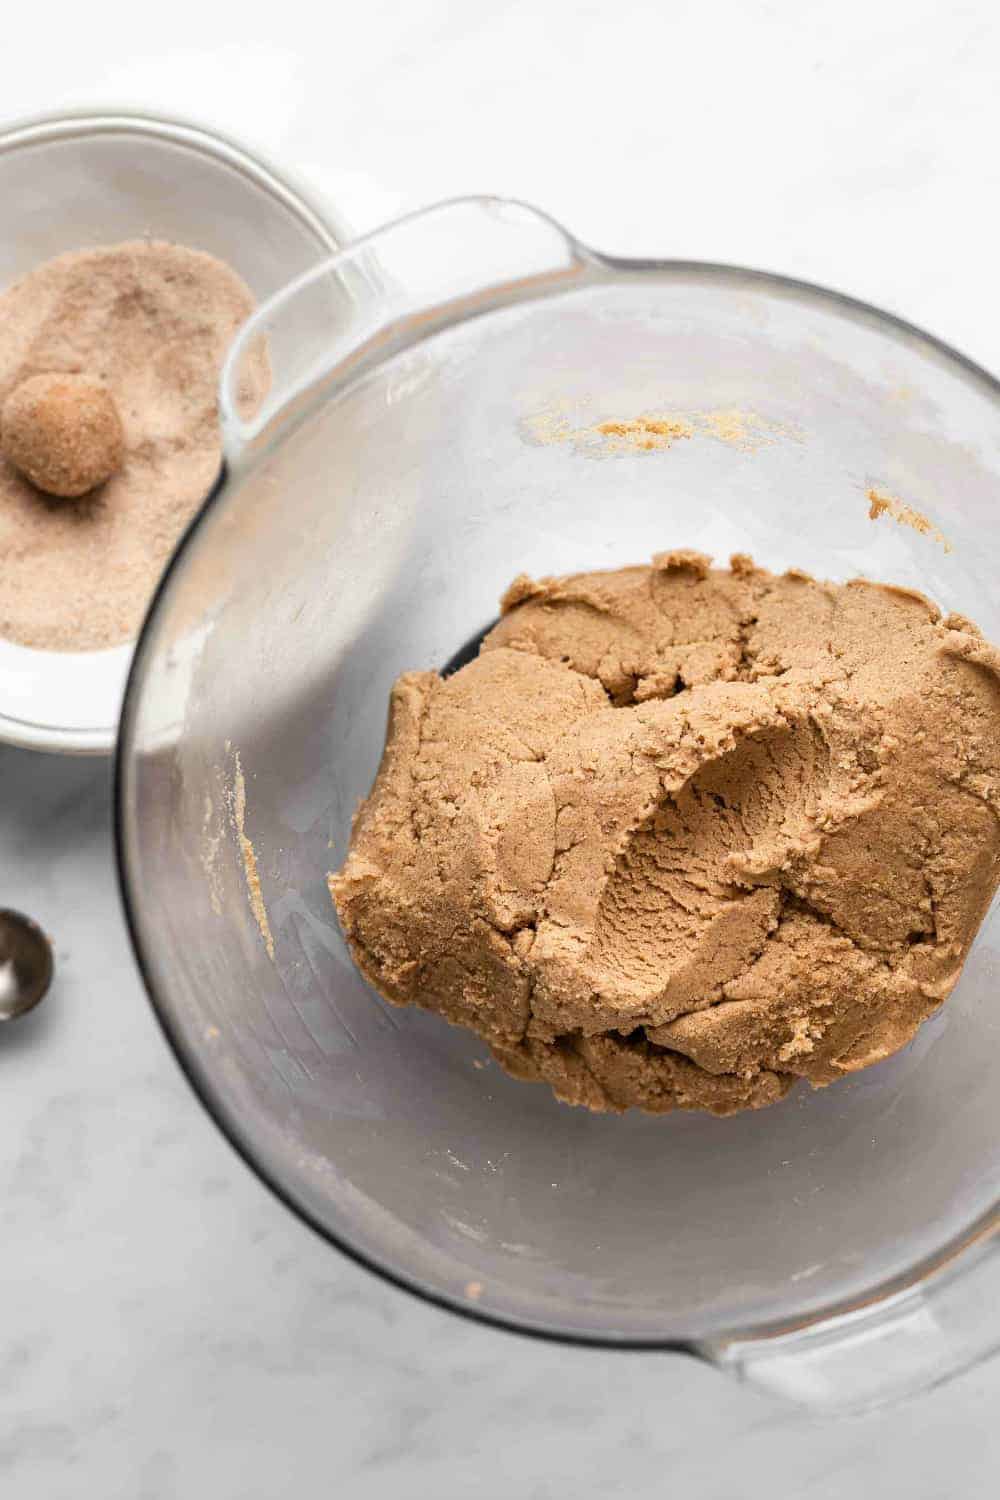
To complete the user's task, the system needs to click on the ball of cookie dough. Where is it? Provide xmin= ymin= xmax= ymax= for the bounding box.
xmin=0 ymin=373 xmax=124 ymax=498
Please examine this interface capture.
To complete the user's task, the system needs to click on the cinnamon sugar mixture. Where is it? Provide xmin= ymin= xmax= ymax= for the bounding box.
xmin=0 ymin=240 xmax=268 ymax=651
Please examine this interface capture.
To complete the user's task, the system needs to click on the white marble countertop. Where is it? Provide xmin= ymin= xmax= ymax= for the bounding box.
xmin=4 ymin=1 xmax=1000 ymax=1493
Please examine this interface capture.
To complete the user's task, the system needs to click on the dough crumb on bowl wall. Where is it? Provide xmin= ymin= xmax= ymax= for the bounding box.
xmin=522 ymin=403 xmax=792 ymax=457
xmin=330 ymin=549 xmax=1000 ymax=1116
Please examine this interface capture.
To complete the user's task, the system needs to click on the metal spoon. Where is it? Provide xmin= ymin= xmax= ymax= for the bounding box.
xmin=0 ymin=909 xmax=53 ymax=1020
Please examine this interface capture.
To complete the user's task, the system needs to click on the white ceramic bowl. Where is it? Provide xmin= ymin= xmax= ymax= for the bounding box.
xmin=0 ymin=108 xmax=349 ymax=754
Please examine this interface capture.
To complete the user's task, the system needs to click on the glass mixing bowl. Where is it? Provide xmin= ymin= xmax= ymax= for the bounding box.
xmin=116 ymin=199 xmax=1000 ymax=1411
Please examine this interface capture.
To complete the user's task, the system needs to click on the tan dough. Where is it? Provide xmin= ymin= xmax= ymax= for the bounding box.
xmin=330 ymin=552 xmax=1000 ymax=1116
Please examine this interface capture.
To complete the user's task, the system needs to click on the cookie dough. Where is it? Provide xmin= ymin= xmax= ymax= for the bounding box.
xmin=1 ymin=374 xmax=124 ymax=497
xmin=329 ymin=552 xmax=1000 ymax=1116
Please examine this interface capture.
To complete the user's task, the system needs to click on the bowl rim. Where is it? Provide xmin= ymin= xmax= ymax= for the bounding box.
xmin=0 ymin=104 xmax=351 ymax=756
xmin=115 ymin=196 xmax=1000 ymax=1352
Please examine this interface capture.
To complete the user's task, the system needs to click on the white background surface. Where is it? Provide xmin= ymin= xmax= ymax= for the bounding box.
xmin=4 ymin=1 xmax=1000 ymax=1494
